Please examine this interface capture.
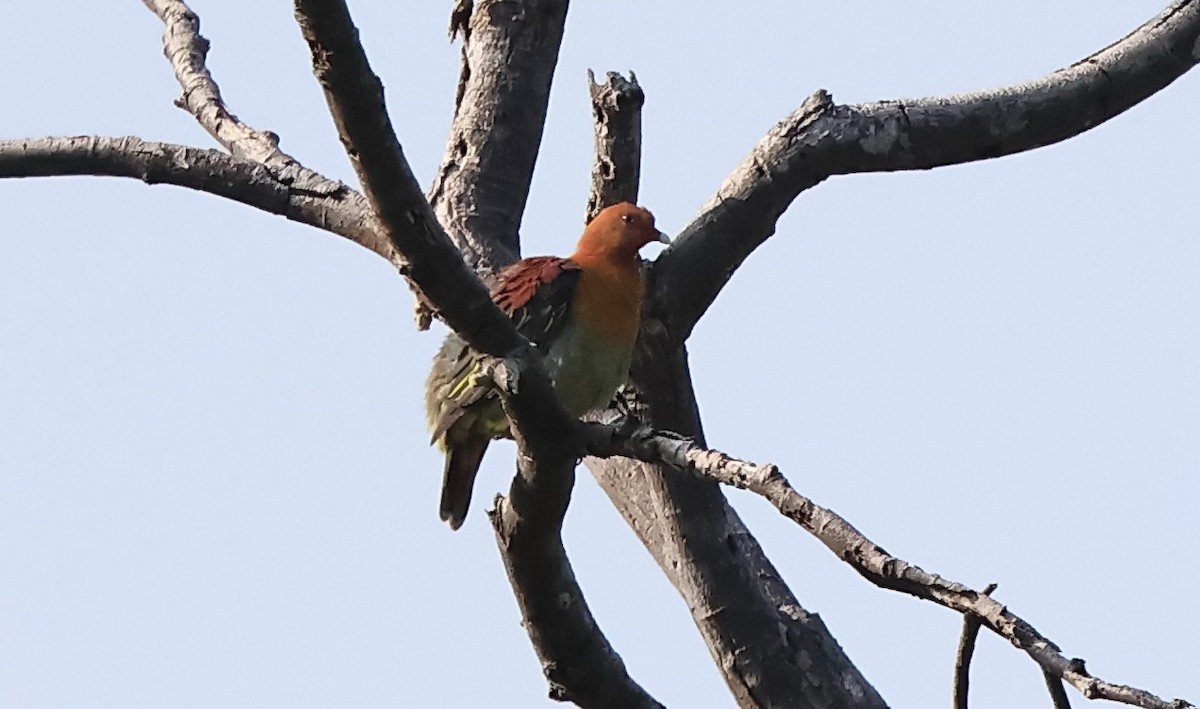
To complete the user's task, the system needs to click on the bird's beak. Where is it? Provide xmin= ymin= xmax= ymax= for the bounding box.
xmin=655 ymin=230 xmax=671 ymax=245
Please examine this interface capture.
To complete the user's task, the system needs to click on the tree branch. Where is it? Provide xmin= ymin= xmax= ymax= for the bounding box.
xmin=653 ymin=0 xmax=1200 ymax=341
xmin=428 ymin=0 xmax=569 ymax=272
xmin=1046 ymin=670 xmax=1075 ymax=709
xmin=0 ymin=135 xmax=395 ymax=260
xmin=293 ymin=0 xmax=515 ymax=350
xmin=953 ymin=582 xmax=998 ymax=709
xmin=144 ymin=0 xmax=294 ymax=164
xmin=584 ymin=70 xmax=643 ymax=223
xmin=586 ymin=342 xmax=887 ymax=709
xmin=139 ymin=0 xmax=395 ymax=265
xmin=581 ymin=420 xmax=1193 ymax=709
xmin=579 ymin=76 xmax=885 ymax=708
xmin=486 ymin=362 xmax=663 ymax=708
xmin=294 ymin=3 xmax=657 ymax=704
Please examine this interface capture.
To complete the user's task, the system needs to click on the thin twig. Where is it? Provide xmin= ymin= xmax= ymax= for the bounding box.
xmin=143 ymin=0 xmax=294 ymax=164
xmin=139 ymin=0 xmax=392 ymax=263
xmin=953 ymin=582 xmax=998 ymax=709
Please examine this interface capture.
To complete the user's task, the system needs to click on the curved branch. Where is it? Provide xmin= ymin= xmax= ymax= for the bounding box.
xmin=584 ymin=70 xmax=643 ymax=223
xmin=654 ymin=0 xmax=1200 ymax=340
xmin=144 ymin=0 xmax=294 ymax=164
xmin=0 ymin=135 xmax=394 ymax=260
xmin=427 ymin=0 xmax=569 ymax=272
xmin=142 ymin=0 xmax=382 ymax=261
xmin=581 ymin=421 xmax=1194 ymax=709
xmin=293 ymin=0 xmax=516 ymax=350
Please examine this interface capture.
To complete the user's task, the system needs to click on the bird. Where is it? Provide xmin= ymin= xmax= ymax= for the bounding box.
xmin=424 ymin=202 xmax=669 ymax=529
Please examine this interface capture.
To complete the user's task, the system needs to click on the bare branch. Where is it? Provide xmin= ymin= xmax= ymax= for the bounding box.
xmin=585 ymin=340 xmax=888 ymax=709
xmin=579 ymin=85 xmax=882 ymax=706
xmin=294 ymin=4 xmax=658 ymax=703
xmin=428 ymin=0 xmax=569 ymax=272
xmin=0 ymin=135 xmax=396 ymax=261
xmin=585 ymin=70 xmax=643 ymax=223
xmin=141 ymin=0 xmax=387 ymax=262
xmin=143 ymin=0 xmax=293 ymax=164
xmin=293 ymin=0 xmax=518 ymax=350
xmin=578 ymin=87 xmax=884 ymax=707
xmin=582 ymin=421 xmax=1193 ymax=709
xmin=953 ymin=582 xmax=998 ymax=709
xmin=1046 ymin=670 xmax=1075 ymax=709
xmin=486 ymin=361 xmax=662 ymax=708
xmin=653 ymin=0 xmax=1200 ymax=340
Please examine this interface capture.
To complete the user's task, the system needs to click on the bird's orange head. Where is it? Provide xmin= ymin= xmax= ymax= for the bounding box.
xmin=572 ymin=202 xmax=669 ymax=263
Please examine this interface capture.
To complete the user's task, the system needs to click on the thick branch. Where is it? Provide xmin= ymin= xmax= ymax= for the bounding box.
xmin=293 ymin=0 xmax=518 ymax=352
xmin=428 ymin=0 xmax=569 ymax=273
xmin=654 ymin=0 xmax=1200 ymax=340
xmin=487 ymin=362 xmax=662 ymax=708
xmin=0 ymin=135 xmax=394 ymax=260
xmin=582 ymin=421 xmax=1193 ymax=709
xmin=580 ymin=79 xmax=884 ymax=708
xmin=586 ymin=341 xmax=887 ymax=709
xmin=295 ymin=3 xmax=655 ymax=703
xmin=584 ymin=70 xmax=643 ymax=223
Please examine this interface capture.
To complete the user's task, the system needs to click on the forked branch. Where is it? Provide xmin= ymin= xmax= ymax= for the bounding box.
xmin=143 ymin=0 xmax=355 ymax=210
xmin=953 ymin=582 xmax=998 ymax=709
xmin=144 ymin=0 xmax=290 ymax=162
xmin=293 ymin=2 xmax=659 ymax=704
xmin=580 ymin=419 xmax=1193 ymax=709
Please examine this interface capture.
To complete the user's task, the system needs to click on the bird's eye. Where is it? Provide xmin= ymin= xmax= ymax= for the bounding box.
xmin=621 ymin=214 xmax=634 ymax=224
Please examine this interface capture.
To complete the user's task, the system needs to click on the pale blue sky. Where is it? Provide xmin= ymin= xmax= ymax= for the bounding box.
xmin=2 ymin=2 xmax=1197 ymax=707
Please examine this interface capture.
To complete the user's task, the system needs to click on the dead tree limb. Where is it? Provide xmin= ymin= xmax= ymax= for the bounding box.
xmin=581 ymin=419 xmax=1193 ymax=709
xmin=0 ymin=135 xmax=388 ymax=257
xmin=1 ymin=2 xmax=1196 ymax=707
xmin=578 ymin=71 xmax=889 ymax=708
xmin=293 ymin=1 xmax=659 ymax=704
xmin=585 ymin=70 xmax=643 ymax=223
xmin=427 ymin=0 xmax=569 ymax=272
xmin=653 ymin=0 xmax=1200 ymax=341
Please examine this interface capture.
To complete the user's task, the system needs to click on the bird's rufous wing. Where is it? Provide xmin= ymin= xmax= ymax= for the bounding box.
xmin=491 ymin=256 xmax=582 ymax=348
xmin=427 ymin=257 xmax=582 ymax=444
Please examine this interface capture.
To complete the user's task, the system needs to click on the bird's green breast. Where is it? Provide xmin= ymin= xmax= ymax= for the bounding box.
xmin=543 ymin=319 xmax=634 ymax=416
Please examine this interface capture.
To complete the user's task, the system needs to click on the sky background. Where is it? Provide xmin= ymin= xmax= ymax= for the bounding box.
xmin=2 ymin=1 xmax=1197 ymax=707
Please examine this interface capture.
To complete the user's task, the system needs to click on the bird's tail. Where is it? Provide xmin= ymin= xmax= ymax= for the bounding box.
xmin=439 ymin=437 xmax=490 ymax=530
